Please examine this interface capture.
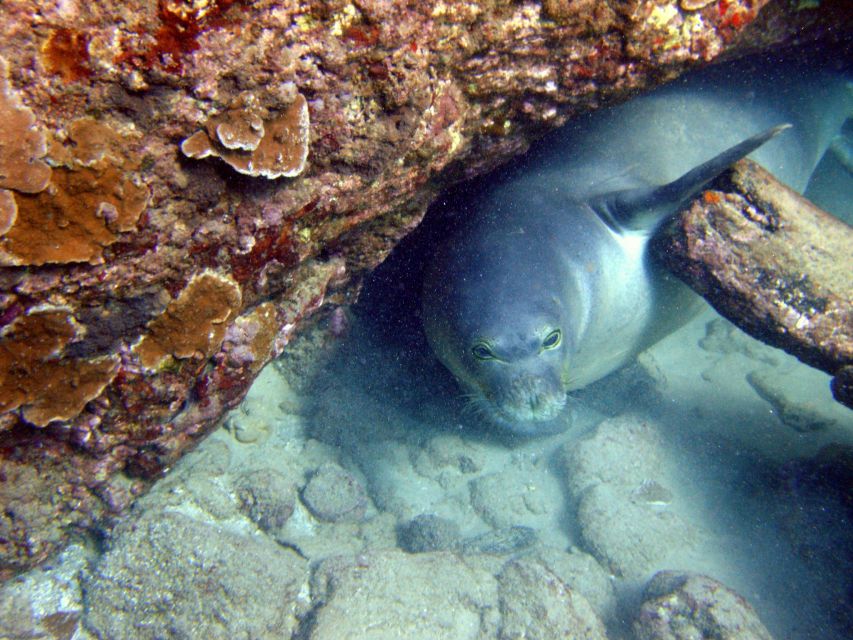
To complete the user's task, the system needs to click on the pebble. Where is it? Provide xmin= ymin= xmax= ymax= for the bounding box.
xmin=301 ymin=463 xmax=368 ymax=523
xmin=234 ymin=469 xmax=297 ymax=532
xmin=397 ymin=514 xmax=461 ymax=553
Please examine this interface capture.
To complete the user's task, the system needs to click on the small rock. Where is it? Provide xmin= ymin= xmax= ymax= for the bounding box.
xmin=577 ymin=484 xmax=695 ymax=579
xmin=224 ymin=412 xmax=271 ymax=444
xmin=532 ymin=547 xmax=618 ymax=622
xmin=698 ymin=318 xmax=779 ymax=365
xmin=469 ymin=473 xmax=539 ymax=529
xmin=234 ymin=469 xmax=297 ymax=533
xmin=83 ymin=509 xmax=309 ymax=640
xmin=560 ymin=415 xmax=694 ymax=580
xmin=497 ymin=559 xmax=608 ymax=640
xmin=308 ymin=550 xmax=500 ymax=639
xmin=397 ymin=514 xmax=461 ymax=553
xmin=275 ymin=509 xmax=397 ymax=561
xmin=301 ymin=462 xmax=368 ymax=522
xmin=184 ymin=473 xmax=240 ymax=520
xmin=747 ymin=367 xmax=838 ymax=432
xmin=559 ymin=415 xmax=666 ymax=498
xmin=634 ymin=571 xmax=774 ymax=640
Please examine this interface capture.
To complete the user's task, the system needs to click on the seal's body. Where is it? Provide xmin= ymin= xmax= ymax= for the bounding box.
xmin=422 ymin=57 xmax=851 ymax=436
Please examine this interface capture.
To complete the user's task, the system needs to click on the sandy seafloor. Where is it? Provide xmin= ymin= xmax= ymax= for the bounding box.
xmin=2 ymin=281 xmax=852 ymax=639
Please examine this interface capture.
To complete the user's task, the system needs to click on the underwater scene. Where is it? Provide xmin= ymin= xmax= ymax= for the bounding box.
xmin=1 ymin=2 xmax=852 ymax=640
xmin=6 ymin=70 xmax=853 ymax=638
xmin=5 ymin=252 xmax=853 ymax=640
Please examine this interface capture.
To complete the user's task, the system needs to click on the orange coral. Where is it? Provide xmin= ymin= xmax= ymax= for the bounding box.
xmin=0 ymin=309 xmax=120 ymax=427
xmin=115 ymin=0 xmax=248 ymax=74
xmin=0 ymin=118 xmax=148 ymax=266
xmin=41 ymin=28 xmax=92 ymax=83
xmin=0 ymin=57 xmax=52 ymax=195
xmin=63 ymin=118 xmax=128 ymax=167
xmin=182 ymin=93 xmax=310 ymax=179
xmin=134 ymin=272 xmax=243 ymax=369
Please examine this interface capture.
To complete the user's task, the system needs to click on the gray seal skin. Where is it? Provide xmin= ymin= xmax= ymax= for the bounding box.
xmin=422 ymin=56 xmax=851 ymax=436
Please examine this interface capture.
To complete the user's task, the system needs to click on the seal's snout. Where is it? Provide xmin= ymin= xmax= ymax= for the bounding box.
xmin=494 ymin=373 xmax=566 ymax=424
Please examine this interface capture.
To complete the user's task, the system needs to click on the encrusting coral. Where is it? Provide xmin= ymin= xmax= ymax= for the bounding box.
xmin=0 ymin=57 xmax=51 ymax=196
xmin=0 ymin=116 xmax=148 ymax=266
xmin=182 ymin=93 xmax=310 ymax=179
xmin=134 ymin=271 xmax=243 ymax=369
xmin=0 ymin=309 xmax=120 ymax=427
xmin=0 ymin=190 xmax=16 ymax=235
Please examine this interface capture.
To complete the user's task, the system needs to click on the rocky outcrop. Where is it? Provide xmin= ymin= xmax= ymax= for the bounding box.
xmin=0 ymin=0 xmax=847 ymax=578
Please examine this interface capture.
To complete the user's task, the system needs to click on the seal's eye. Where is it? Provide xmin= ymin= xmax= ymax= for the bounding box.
xmin=472 ymin=343 xmax=496 ymax=360
xmin=542 ymin=329 xmax=562 ymax=350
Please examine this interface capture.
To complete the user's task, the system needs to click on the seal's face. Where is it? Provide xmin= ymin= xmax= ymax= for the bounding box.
xmin=422 ymin=226 xmax=574 ymax=436
xmin=470 ymin=327 xmax=566 ymax=433
xmin=454 ymin=317 xmax=571 ymax=436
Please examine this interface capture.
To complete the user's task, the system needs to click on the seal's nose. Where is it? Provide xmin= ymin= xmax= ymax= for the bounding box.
xmin=500 ymin=373 xmax=566 ymax=422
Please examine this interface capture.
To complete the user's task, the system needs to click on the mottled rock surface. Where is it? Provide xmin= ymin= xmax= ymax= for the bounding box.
xmin=82 ymin=508 xmax=310 ymax=640
xmin=496 ymin=559 xmax=608 ymax=640
xmin=0 ymin=0 xmax=847 ymax=578
xmin=308 ymin=549 xmax=500 ymax=639
xmin=301 ymin=461 xmax=369 ymax=522
xmin=397 ymin=513 xmax=462 ymax=552
xmin=560 ymin=415 xmax=696 ymax=579
xmin=531 ymin=547 xmax=618 ymax=622
xmin=233 ymin=468 xmax=298 ymax=532
xmin=634 ymin=571 xmax=774 ymax=640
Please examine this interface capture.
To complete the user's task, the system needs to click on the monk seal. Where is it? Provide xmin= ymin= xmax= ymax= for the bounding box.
xmin=422 ymin=57 xmax=851 ymax=436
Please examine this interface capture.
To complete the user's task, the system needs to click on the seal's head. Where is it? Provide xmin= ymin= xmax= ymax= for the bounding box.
xmin=460 ymin=315 xmax=570 ymax=435
xmin=422 ymin=220 xmax=573 ymax=436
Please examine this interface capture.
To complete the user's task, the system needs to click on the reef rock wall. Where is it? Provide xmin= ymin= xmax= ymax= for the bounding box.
xmin=0 ymin=0 xmax=845 ymax=578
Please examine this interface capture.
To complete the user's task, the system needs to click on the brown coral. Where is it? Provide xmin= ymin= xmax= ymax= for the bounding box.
xmin=0 ymin=309 xmax=120 ymax=427
xmin=0 ymin=118 xmax=148 ymax=266
xmin=40 ymin=28 xmax=92 ymax=83
xmin=0 ymin=57 xmax=51 ymax=194
xmin=0 ymin=189 xmax=16 ymax=235
xmin=182 ymin=93 xmax=310 ymax=179
xmin=134 ymin=272 xmax=243 ymax=369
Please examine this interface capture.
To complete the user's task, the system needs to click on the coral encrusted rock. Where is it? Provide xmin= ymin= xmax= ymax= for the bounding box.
xmin=634 ymin=571 xmax=775 ymax=640
xmin=182 ymin=92 xmax=311 ymax=178
xmin=82 ymin=508 xmax=310 ymax=640
xmin=0 ymin=0 xmax=848 ymax=579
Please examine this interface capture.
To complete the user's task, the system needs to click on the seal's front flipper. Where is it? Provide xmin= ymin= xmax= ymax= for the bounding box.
xmin=593 ymin=124 xmax=791 ymax=232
